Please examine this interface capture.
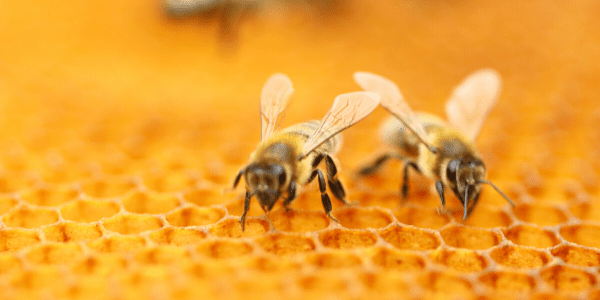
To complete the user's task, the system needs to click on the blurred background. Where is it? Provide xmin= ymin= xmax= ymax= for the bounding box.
xmin=0 ymin=0 xmax=599 ymax=212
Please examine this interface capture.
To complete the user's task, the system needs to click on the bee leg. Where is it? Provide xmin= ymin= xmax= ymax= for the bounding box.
xmin=232 ymin=168 xmax=244 ymax=188
xmin=358 ymin=153 xmax=406 ymax=176
xmin=309 ymin=169 xmax=340 ymax=223
xmin=282 ymin=181 xmax=297 ymax=212
xmin=435 ymin=180 xmax=446 ymax=207
xmin=238 ymin=191 xmax=252 ymax=231
xmin=325 ymin=155 xmax=347 ymax=204
xmin=401 ymin=162 xmax=419 ymax=201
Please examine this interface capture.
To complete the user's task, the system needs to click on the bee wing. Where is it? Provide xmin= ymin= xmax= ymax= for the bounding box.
xmin=354 ymin=72 xmax=437 ymax=153
xmin=300 ymin=92 xmax=380 ymax=157
xmin=445 ymin=69 xmax=502 ymax=141
xmin=260 ymin=73 xmax=295 ymax=141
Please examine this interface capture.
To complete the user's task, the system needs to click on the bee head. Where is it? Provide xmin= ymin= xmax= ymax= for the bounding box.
xmin=245 ymin=163 xmax=287 ymax=211
xmin=446 ymin=158 xmax=486 ymax=219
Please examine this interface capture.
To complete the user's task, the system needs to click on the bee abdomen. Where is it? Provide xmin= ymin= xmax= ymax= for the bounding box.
xmin=284 ymin=120 xmax=342 ymax=155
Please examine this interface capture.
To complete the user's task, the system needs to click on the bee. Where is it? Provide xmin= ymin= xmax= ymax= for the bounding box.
xmin=354 ymin=69 xmax=515 ymax=220
xmin=232 ymin=73 xmax=380 ymax=230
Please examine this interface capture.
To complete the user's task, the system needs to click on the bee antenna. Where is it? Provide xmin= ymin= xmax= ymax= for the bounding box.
xmin=479 ymin=180 xmax=515 ymax=207
xmin=463 ymin=185 xmax=469 ymax=221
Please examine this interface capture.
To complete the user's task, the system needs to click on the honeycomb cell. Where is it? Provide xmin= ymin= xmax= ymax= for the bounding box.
xmin=335 ymin=207 xmax=393 ymax=229
xmin=430 ymin=248 xmax=488 ymax=272
xmin=0 ymin=228 xmax=41 ymax=251
xmin=379 ymin=225 xmax=440 ymax=250
xmin=0 ymin=253 xmax=22 ymax=273
xmin=81 ymin=177 xmax=137 ymax=198
xmin=551 ymin=244 xmax=600 ymax=266
xmin=0 ymin=171 xmax=38 ymax=193
xmin=196 ymin=239 xmax=254 ymax=259
xmin=370 ymin=247 xmax=426 ymax=271
xmin=9 ymin=265 xmax=65 ymax=292
xmin=540 ymin=265 xmax=596 ymax=291
xmin=513 ymin=203 xmax=568 ymax=227
xmin=360 ymin=271 xmax=411 ymax=294
xmin=25 ymin=242 xmax=83 ymax=265
xmin=70 ymin=253 xmax=129 ymax=276
xmin=394 ymin=206 xmax=450 ymax=229
xmin=440 ymin=226 xmax=501 ymax=250
xmin=43 ymin=222 xmax=103 ymax=242
xmin=0 ymin=195 xmax=18 ymax=215
xmin=490 ymin=245 xmax=550 ymax=268
xmin=87 ymin=235 xmax=147 ymax=253
xmin=241 ymin=255 xmax=301 ymax=272
xmin=269 ymin=210 xmax=329 ymax=232
xmin=183 ymin=187 xmax=228 ymax=207
xmin=102 ymin=214 xmax=163 ymax=234
xmin=319 ymin=228 xmax=377 ymax=249
xmin=60 ymin=198 xmax=121 ymax=222
xmin=142 ymin=169 xmax=198 ymax=193
xmin=419 ymin=272 xmax=474 ymax=299
xmin=254 ymin=233 xmax=316 ymax=255
xmin=166 ymin=206 xmax=225 ymax=227
xmin=20 ymin=185 xmax=79 ymax=207
xmin=209 ymin=218 xmax=269 ymax=238
xmin=479 ymin=271 xmax=536 ymax=292
xmin=570 ymin=202 xmax=600 ymax=222
xmin=121 ymin=191 xmax=180 ymax=214
xmin=148 ymin=227 xmax=206 ymax=245
xmin=463 ymin=205 xmax=513 ymax=228
xmin=134 ymin=246 xmax=191 ymax=264
xmin=503 ymin=225 xmax=560 ymax=248
xmin=298 ymin=271 xmax=348 ymax=291
xmin=2 ymin=206 xmax=59 ymax=228
xmin=306 ymin=251 xmax=363 ymax=268
xmin=560 ymin=224 xmax=600 ymax=248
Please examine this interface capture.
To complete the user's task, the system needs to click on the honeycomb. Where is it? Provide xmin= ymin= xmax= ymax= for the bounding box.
xmin=0 ymin=0 xmax=599 ymax=299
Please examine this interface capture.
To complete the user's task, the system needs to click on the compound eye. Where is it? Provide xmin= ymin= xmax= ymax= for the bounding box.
xmin=446 ymin=159 xmax=461 ymax=182
xmin=278 ymin=172 xmax=286 ymax=186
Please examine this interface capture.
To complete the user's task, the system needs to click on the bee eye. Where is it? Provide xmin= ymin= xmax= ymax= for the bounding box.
xmin=278 ymin=172 xmax=286 ymax=185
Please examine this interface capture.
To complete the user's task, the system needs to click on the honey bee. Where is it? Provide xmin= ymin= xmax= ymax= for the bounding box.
xmin=354 ymin=69 xmax=515 ymax=220
xmin=232 ymin=73 xmax=380 ymax=230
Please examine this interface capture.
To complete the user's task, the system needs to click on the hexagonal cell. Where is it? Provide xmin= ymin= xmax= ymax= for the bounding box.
xmin=297 ymin=271 xmax=349 ymax=291
xmin=551 ymin=244 xmax=600 ymax=267
xmin=225 ymin=197 xmax=265 ymax=219
xmin=134 ymin=246 xmax=191 ymax=264
xmin=335 ymin=207 xmax=393 ymax=229
xmin=0 ymin=253 xmax=22 ymax=273
xmin=440 ymin=225 xmax=501 ymax=250
xmin=513 ymin=203 xmax=568 ymax=227
xmin=20 ymin=185 xmax=79 ymax=207
xmin=183 ymin=187 xmax=228 ymax=207
xmin=196 ymin=239 xmax=253 ymax=259
xmin=0 ymin=171 xmax=38 ymax=193
xmin=0 ymin=195 xmax=18 ymax=215
xmin=569 ymin=202 xmax=600 ymax=222
xmin=394 ymin=206 xmax=450 ymax=229
xmin=419 ymin=272 xmax=474 ymax=299
xmin=2 ymin=206 xmax=59 ymax=228
xmin=43 ymin=222 xmax=103 ymax=242
xmin=490 ymin=245 xmax=550 ymax=268
xmin=379 ymin=225 xmax=440 ymax=250
xmin=463 ymin=204 xmax=513 ymax=228
xmin=305 ymin=251 xmax=363 ymax=268
xmin=60 ymin=198 xmax=120 ymax=223
xmin=25 ymin=242 xmax=83 ymax=265
xmin=370 ymin=247 xmax=426 ymax=272
xmin=560 ymin=224 xmax=600 ymax=248
xmin=479 ymin=271 xmax=536 ymax=292
xmin=240 ymin=255 xmax=301 ymax=273
xmin=102 ymin=214 xmax=163 ymax=235
xmin=269 ymin=209 xmax=329 ymax=232
xmin=87 ymin=235 xmax=147 ymax=253
xmin=148 ymin=227 xmax=206 ymax=246
xmin=166 ymin=206 xmax=225 ymax=227
xmin=360 ymin=271 xmax=410 ymax=294
xmin=9 ymin=265 xmax=64 ymax=292
xmin=121 ymin=191 xmax=180 ymax=214
xmin=540 ymin=265 xmax=596 ymax=291
xmin=0 ymin=228 xmax=41 ymax=251
xmin=81 ymin=177 xmax=137 ymax=198
xmin=142 ymin=169 xmax=198 ymax=193
xmin=429 ymin=248 xmax=488 ymax=272
xmin=208 ymin=218 xmax=269 ymax=238
xmin=254 ymin=233 xmax=316 ymax=255
xmin=503 ymin=225 xmax=560 ymax=248
xmin=70 ymin=253 xmax=129 ymax=275
xmin=319 ymin=228 xmax=377 ymax=249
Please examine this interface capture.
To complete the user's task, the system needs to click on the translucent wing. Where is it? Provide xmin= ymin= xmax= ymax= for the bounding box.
xmin=445 ymin=69 xmax=502 ymax=141
xmin=354 ymin=72 xmax=437 ymax=153
xmin=260 ymin=73 xmax=294 ymax=141
xmin=300 ymin=92 xmax=380 ymax=158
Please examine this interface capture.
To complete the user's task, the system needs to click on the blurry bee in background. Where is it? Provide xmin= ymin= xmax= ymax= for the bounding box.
xmin=355 ymin=70 xmax=515 ymax=220
xmin=232 ymin=73 xmax=380 ymax=230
